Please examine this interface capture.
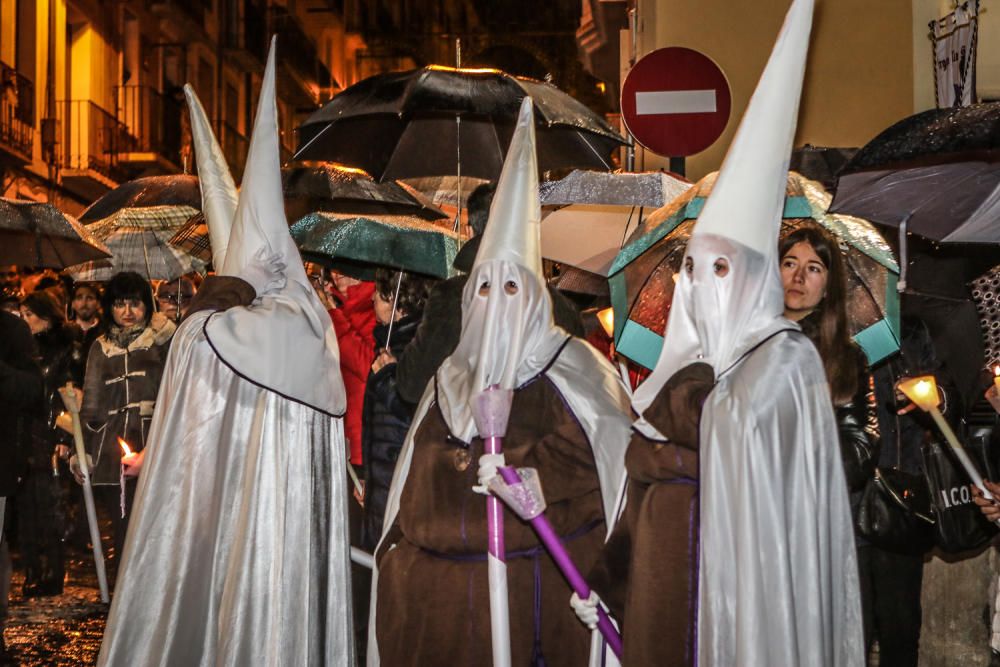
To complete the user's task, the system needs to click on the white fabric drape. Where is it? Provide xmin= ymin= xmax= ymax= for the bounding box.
xmin=98 ymin=312 xmax=355 ymax=666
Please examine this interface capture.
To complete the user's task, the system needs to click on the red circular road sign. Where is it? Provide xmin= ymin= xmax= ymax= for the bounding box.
xmin=621 ymin=47 xmax=732 ymax=157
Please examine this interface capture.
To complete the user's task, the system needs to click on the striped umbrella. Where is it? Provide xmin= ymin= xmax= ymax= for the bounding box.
xmin=66 ymin=205 xmax=206 ymax=282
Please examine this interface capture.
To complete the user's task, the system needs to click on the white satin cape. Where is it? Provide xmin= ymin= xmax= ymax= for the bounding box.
xmin=698 ymin=330 xmax=863 ymax=666
xmin=97 ymin=309 xmax=355 ymax=666
xmin=366 ymin=337 xmax=632 ymax=666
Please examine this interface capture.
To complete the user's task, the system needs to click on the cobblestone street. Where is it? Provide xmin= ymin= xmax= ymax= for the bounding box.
xmin=3 ymin=555 xmax=107 ymax=666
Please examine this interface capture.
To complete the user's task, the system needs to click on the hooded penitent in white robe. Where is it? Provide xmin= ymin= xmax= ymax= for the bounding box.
xmin=366 ymin=99 xmax=632 ymax=666
xmin=97 ymin=40 xmax=354 ymax=667
xmin=629 ymin=0 xmax=864 ymax=664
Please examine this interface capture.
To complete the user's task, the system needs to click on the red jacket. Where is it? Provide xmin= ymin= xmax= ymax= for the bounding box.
xmin=328 ymin=282 xmax=376 ymax=465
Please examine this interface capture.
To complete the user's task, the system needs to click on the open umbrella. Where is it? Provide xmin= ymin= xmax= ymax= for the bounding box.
xmin=290 ymin=211 xmax=459 ymax=280
xmin=294 ymin=66 xmax=626 ymax=181
xmin=539 ymin=171 xmax=691 ymax=277
xmin=830 ymin=102 xmax=1000 ymax=245
xmin=609 ymin=171 xmax=900 ymax=369
xmin=540 ymin=169 xmax=689 ymax=208
xmin=66 ymin=205 xmax=206 ymax=282
xmin=282 ymin=162 xmax=446 ymax=221
xmin=168 ymin=213 xmax=211 ymax=264
xmin=0 ymin=199 xmax=110 ymax=268
xmin=399 ymin=175 xmax=490 ymax=209
xmin=78 ymin=174 xmax=201 ymax=223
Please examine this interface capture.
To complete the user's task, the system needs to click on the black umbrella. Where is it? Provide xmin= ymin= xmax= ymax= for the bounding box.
xmin=789 ymin=145 xmax=857 ymax=190
xmin=829 ymin=103 xmax=1000 ymax=244
xmin=294 ymin=66 xmax=626 ymax=181
xmin=79 ymin=175 xmax=201 ymax=223
xmin=282 ymin=162 xmax=445 ymax=221
xmin=0 ymin=199 xmax=111 ymax=268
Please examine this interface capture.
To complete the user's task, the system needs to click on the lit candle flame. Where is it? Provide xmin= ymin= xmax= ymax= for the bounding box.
xmin=117 ymin=437 xmax=133 ymax=457
xmin=994 ymin=366 xmax=999 ymax=378
xmin=597 ymin=307 xmax=615 ymax=338
xmin=913 ymin=380 xmax=932 ymax=398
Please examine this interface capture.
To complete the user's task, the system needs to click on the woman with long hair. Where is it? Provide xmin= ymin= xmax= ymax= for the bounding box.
xmin=779 ymin=224 xmax=877 ymax=649
xmin=16 ymin=290 xmax=82 ymax=595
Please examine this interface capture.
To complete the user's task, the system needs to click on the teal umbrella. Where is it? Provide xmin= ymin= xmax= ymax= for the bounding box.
xmin=608 ymin=171 xmax=900 ymax=369
xmin=290 ymin=211 xmax=459 ymax=280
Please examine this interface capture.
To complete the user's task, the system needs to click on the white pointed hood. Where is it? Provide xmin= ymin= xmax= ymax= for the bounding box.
xmin=632 ymin=0 xmax=813 ymax=435
xmin=436 ymin=98 xmax=567 ymax=442
xmin=202 ymin=38 xmax=345 ymax=416
xmin=183 ymin=84 xmax=237 ymax=270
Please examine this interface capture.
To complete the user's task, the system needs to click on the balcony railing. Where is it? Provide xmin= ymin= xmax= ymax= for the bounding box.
xmin=217 ymin=120 xmax=248 ymax=180
xmin=57 ymin=100 xmax=135 ymax=181
xmin=0 ymin=62 xmax=33 ymax=158
xmin=114 ymin=85 xmax=184 ymax=166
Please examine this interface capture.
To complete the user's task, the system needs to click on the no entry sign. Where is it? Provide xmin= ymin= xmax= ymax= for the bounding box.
xmin=621 ymin=47 xmax=732 ymax=157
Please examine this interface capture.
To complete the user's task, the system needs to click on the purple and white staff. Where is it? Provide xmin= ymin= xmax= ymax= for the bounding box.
xmin=472 ymin=385 xmax=514 ymax=667
xmin=488 ymin=467 xmax=624 ymax=658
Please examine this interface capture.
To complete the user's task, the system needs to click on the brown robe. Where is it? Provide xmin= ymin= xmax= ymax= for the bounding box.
xmin=376 ymin=374 xmax=604 ymax=666
xmin=590 ymin=362 xmax=714 ymax=666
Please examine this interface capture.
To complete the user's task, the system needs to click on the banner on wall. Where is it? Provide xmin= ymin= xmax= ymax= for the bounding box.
xmin=930 ymin=0 xmax=980 ymax=108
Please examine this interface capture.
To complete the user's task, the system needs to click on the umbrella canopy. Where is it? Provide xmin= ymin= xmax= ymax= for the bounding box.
xmin=78 ymin=174 xmax=201 ymax=223
xmin=294 ymin=66 xmax=626 ymax=181
xmin=539 ymin=171 xmax=691 ymax=277
xmin=609 ymin=171 xmax=900 ymax=369
xmin=66 ymin=205 xmax=206 ymax=282
xmin=540 ymin=169 xmax=689 ymax=208
xmin=830 ymin=102 xmax=1000 ymax=243
xmin=168 ymin=213 xmax=211 ymax=264
xmin=282 ymin=162 xmax=445 ymax=220
xmin=541 ymin=204 xmax=648 ymax=276
xmin=789 ymin=145 xmax=858 ymax=190
xmin=290 ymin=211 xmax=459 ymax=280
xmin=0 ymin=198 xmax=111 ymax=268
xmin=399 ymin=175 xmax=490 ymax=208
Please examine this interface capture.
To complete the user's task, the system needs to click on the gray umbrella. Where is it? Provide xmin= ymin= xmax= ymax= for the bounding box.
xmin=540 ymin=170 xmax=689 ymax=208
xmin=0 ymin=199 xmax=110 ymax=268
xmin=830 ymin=103 xmax=1000 ymax=244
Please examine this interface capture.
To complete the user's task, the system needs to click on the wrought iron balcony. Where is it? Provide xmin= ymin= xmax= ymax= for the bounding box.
xmin=114 ymin=85 xmax=184 ymax=170
xmin=56 ymin=100 xmax=134 ymax=195
xmin=0 ymin=62 xmax=34 ymax=160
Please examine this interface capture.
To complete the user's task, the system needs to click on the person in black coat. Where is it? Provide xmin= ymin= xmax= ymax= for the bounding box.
xmin=395 ymin=183 xmax=584 ymax=404
xmin=0 ymin=307 xmax=43 ymax=662
xmin=16 ymin=291 xmax=83 ymax=596
xmin=361 ymin=268 xmax=436 ymax=550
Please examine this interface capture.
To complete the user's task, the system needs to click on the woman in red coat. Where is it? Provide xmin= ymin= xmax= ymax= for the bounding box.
xmin=308 ymin=264 xmax=376 ymax=467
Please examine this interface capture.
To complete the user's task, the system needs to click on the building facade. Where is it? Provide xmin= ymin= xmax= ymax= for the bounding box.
xmin=0 ymin=0 xmax=351 ymax=216
xmin=578 ymin=0 xmax=1000 ymax=180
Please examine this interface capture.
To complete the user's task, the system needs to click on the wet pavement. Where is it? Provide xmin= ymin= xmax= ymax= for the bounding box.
xmin=3 ymin=555 xmax=108 ymax=666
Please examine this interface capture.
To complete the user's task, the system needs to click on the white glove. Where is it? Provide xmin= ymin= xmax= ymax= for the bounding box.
xmin=472 ymin=453 xmax=505 ymax=495
xmin=570 ymin=590 xmax=600 ymax=630
xmin=241 ymin=248 xmax=287 ymax=297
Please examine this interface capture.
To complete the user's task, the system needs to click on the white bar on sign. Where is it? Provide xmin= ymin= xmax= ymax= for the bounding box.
xmin=635 ymin=89 xmax=717 ymax=115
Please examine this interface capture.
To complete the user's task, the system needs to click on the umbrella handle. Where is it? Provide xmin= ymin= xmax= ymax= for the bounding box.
xmin=384 ymin=270 xmax=404 ymax=350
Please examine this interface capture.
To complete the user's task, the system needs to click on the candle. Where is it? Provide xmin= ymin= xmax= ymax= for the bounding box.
xmin=993 ymin=366 xmax=1000 ymax=393
xmin=118 ymin=437 xmax=133 ymax=457
xmin=596 ymin=307 xmax=615 ymax=338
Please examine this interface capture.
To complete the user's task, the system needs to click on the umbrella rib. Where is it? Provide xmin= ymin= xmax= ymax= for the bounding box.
xmin=577 ymin=131 xmax=611 ymax=169
xmin=293 ymin=121 xmax=333 ymax=160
